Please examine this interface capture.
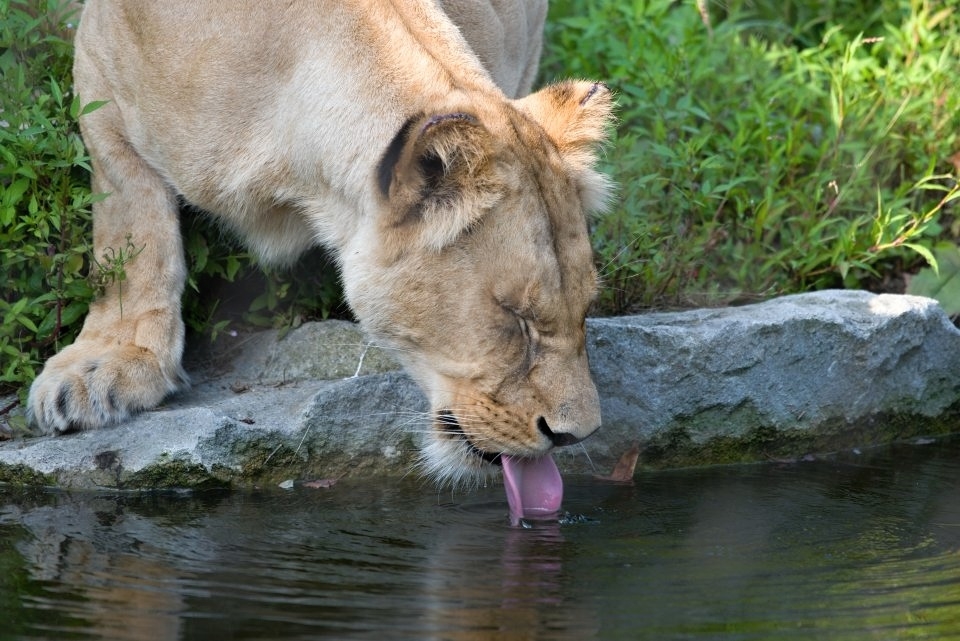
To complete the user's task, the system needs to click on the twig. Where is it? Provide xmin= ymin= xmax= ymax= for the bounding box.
xmin=0 ymin=398 xmax=19 ymax=417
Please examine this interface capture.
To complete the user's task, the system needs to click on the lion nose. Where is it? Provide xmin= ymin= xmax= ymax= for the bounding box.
xmin=537 ymin=416 xmax=584 ymax=447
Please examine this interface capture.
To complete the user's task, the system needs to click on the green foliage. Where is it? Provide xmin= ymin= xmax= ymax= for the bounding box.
xmin=542 ymin=0 xmax=960 ymax=312
xmin=905 ymin=179 xmax=960 ymax=315
xmin=89 ymin=234 xmax=143 ymax=316
xmin=180 ymin=212 xmax=347 ymax=339
xmin=0 ymin=0 xmax=94 ymax=397
xmin=0 ymin=1 xmax=345 ymax=400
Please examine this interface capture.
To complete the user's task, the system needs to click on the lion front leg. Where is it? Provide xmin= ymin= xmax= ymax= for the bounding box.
xmin=27 ymin=136 xmax=188 ymax=434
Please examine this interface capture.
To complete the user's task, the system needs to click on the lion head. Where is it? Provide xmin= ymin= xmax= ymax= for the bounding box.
xmin=345 ymin=80 xmax=614 ymax=492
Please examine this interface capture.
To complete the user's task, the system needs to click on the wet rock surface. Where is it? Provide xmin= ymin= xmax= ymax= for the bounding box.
xmin=1 ymin=291 xmax=958 ymax=488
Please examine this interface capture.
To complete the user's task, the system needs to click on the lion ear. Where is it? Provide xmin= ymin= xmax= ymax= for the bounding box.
xmin=517 ymin=80 xmax=615 ymax=212
xmin=377 ymin=112 xmax=500 ymax=251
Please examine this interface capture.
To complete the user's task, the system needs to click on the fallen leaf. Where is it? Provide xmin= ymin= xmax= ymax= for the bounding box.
xmin=594 ymin=443 xmax=640 ymax=482
xmin=303 ymin=478 xmax=338 ymax=489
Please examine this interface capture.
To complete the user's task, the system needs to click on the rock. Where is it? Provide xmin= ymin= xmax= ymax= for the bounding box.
xmin=201 ymin=320 xmax=401 ymax=384
xmin=582 ymin=290 xmax=960 ymax=468
xmin=1 ymin=290 xmax=958 ymax=488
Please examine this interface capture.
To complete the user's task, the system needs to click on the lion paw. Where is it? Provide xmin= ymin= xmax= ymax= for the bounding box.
xmin=27 ymin=342 xmax=187 ymax=434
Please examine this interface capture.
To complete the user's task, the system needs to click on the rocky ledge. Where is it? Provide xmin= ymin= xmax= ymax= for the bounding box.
xmin=1 ymin=290 xmax=958 ymax=489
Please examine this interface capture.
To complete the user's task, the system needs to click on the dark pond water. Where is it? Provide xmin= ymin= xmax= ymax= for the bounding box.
xmin=2 ymin=436 xmax=960 ymax=640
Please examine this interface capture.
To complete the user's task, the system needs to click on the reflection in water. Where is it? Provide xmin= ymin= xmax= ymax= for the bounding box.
xmin=2 ymin=436 xmax=960 ymax=640
xmin=420 ymin=512 xmax=597 ymax=640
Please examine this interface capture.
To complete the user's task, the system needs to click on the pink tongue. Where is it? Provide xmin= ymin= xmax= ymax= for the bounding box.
xmin=501 ymin=454 xmax=563 ymax=522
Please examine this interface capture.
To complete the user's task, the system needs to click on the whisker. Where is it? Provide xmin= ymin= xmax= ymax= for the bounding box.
xmin=577 ymin=442 xmax=598 ymax=474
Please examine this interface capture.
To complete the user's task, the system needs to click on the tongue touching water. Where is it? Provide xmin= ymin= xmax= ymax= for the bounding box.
xmin=501 ymin=453 xmax=564 ymax=523
xmin=2 ymin=435 xmax=960 ymax=640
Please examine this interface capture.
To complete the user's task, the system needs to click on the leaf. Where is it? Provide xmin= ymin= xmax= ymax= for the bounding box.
xmin=902 ymin=242 xmax=936 ymax=271
xmin=906 ymin=243 xmax=960 ymax=317
xmin=36 ymin=307 xmax=58 ymax=338
xmin=15 ymin=165 xmax=38 ymax=180
xmin=303 ymin=479 xmax=338 ymax=489
xmin=15 ymin=314 xmax=38 ymax=333
xmin=59 ymin=300 xmax=88 ymax=328
xmin=77 ymin=100 xmax=110 ymax=118
xmin=68 ymin=94 xmax=81 ymax=120
xmin=594 ymin=443 xmax=640 ymax=483
xmin=49 ymin=77 xmax=63 ymax=107
xmin=2 ymin=177 xmax=30 ymax=207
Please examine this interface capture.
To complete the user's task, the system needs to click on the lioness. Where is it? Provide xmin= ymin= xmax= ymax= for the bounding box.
xmin=28 ymin=0 xmax=613 ymax=513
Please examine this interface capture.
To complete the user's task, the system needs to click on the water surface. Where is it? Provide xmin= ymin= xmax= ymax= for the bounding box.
xmin=2 ymin=436 xmax=960 ymax=640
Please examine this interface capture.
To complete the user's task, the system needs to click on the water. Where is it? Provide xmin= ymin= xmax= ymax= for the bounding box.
xmin=2 ymin=436 xmax=960 ymax=640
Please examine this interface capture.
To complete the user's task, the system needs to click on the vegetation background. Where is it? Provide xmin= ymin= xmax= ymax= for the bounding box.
xmin=1 ymin=0 xmax=959 ymax=409
xmin=543 ymin=0 xmax=960 ymax=313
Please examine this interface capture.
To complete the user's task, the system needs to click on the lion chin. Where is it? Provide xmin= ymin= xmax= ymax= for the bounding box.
xmin=418 ymin=432 xmax=498 ymax=491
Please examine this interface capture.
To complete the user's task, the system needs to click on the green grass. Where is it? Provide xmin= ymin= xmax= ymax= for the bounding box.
xmin=541 ymin=0 xmax=960 ymax=312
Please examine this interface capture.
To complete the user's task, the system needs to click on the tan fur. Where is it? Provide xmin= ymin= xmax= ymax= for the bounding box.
xmin=27 ymin=0 xmax=614 ymax=484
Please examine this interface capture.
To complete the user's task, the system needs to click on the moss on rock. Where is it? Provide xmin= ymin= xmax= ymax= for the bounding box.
xmin=124 ymin=459 xmax=230 ymax=491
xmin=639 ymin=403 xmax=960 ymax=469
xmin=0 ymin=463 xmax=56 ymax=487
